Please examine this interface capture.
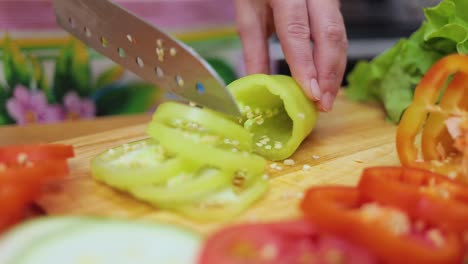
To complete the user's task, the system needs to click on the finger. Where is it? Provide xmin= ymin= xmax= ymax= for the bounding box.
xmin=308 ymin=0 xmax=348 ymax=111
xmin=270 ymin=0 xmax=321 ymax=101
xmin=234 ymin=0 xmax=270 ymax=74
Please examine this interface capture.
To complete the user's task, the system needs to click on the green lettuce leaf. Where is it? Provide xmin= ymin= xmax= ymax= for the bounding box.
xmin=345 ymin=0 xmax=467 ymax=123
xmin=424 ymin=0 xmax=468 ymax=54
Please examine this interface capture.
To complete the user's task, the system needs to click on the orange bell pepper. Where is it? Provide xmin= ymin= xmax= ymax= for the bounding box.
xmin=396 ymin=54 xmax=468 ymax=182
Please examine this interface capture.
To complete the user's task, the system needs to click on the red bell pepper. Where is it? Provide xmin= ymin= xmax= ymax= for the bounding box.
xmin=300 ymin=186 xmax=464 ymax=264
xmin=0 ymin=144 xmax=74 ymax=163
xmin=358 ymin=166 xmax=468 ymax=233
xmin=396 ymin=54 xmax=468 ymax=182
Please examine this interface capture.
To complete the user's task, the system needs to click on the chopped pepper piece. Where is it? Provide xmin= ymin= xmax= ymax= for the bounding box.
xmin=146 ymin=122 xmax=267 ymax=181
xmin=90 ymin=139 xmax=185 ymax=189
xmin=169 ymin=176 xmax=268 ymax=221
xmin=227 ymin=74 xmax=319 ymax=161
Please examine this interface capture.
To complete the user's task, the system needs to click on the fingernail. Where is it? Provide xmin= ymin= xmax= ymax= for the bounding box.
xmin=321 ymin=92 xmax=335 ymax=112
xmin=310 ymin=78 xmax=321 ymax=101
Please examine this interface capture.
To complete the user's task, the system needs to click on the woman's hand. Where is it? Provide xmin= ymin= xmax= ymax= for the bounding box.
xmin=234 ymin=0 xmax=348 ymax=112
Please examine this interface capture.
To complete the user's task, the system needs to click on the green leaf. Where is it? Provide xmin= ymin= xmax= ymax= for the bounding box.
xmin=423 ymin=0 xmax=468 ymax=54
xmin=71 ymin=39 xmax=92 ymax=96
xmin=345 ymin=61 xmax=375 ymax=102
xmin=2 ymin=34 xmax=31 ymax=89
xmin=345 ymin=0 xmax=468 ymax=123
xmin=205 ymin=58 xmax=238 ymax=85
xmin=53 ymin=37 xmax=92 ymax=102
xmin=400 ymin=38 xmax=445 ymax=75
xmin=94 ymin=83 xmax=163 ymax=116
xmin=424 ymin=0 xmax=454 ymax=29
xmin=95 ymin=65 xmax=125 ymax=89
xmin=346 ymin=39 xmax=406 ymax=103
xmin=0 ymin=83 xmax=14 ymax=125
xmin=28 ymin=54 xmax=49 ymax=91
xmin=375 ymin=60 xmax=415 ymax=123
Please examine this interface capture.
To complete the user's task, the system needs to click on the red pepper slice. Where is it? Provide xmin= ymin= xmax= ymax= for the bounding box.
xmin=197 ymin=220 xmax=379 ymax=264
xmin=396 ymin=54 xmax=468 ymax=181
xmin=358 ymin=166 xmax=468 ymax=233
xmin=0 ymin=159 xmax=70 ymax=233
xmin=0 ymin=160 xmax=70 ymax=185
xmin=0 ymin=144 xmax=75 ymax=163
xmin=0 ymin=184 xmax=31 ymax=233
xmin=300 ymin=186 xmax=464 ymax=264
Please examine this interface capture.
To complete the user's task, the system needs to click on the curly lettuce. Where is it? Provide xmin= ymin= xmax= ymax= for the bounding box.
xmin=345 ymin=0 xmax=468 ymax=123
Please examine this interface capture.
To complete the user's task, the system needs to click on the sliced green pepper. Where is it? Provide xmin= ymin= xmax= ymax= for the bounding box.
xmin=170 ymin=177 xmax=268 ymax=221
xmin=227 ymin=74 xmax=319 ymax=161
xmin=90 ymin=139 xmax=184 ymax=189
xmin=146 ymin=122 xmax=267 ymax=182
xmin=91 ymin=74 xmax=321 ymax=222
xmin=128 ymin=167 xmax=232 ymax=205
xmin=152 ymin=102 xmax=252 ymax=152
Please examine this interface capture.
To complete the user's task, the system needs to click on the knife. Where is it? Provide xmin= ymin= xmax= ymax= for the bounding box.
xmin=51 ymin=0 xmax=241 ymax=117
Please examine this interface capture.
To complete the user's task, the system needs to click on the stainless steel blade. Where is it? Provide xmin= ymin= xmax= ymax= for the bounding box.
xmin=51 ymin=0 xmax=241 ymax=116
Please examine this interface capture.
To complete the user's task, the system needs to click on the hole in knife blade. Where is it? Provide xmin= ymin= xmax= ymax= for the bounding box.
xmin=101 ymin=37 xmax=108 ymax=48
xmin=117 ymin=48 xmax=126 ymax=58
xmin=84 ymin=27 xmax=92 ymax=37
xmin=156 ymin=39 xmax=163 ymax=47
xmin=175 ymin=75 xmax=184 ymax=87
xmin=196 ymin=83 xmax=205 ymax=94
xmin=126 ymin=34 xmax=135 ymax=43
xmin=68 ymin=17 xmax=76 ymax=28
xmin=155 ymin=67 xmax=164 ymax=78
xmin=156 ymin=47 xmax=165 ymax=62
xmin=136 ymin=57 xmax=144 ymax=68
xmin=169 ymin=47 xmax=177 ymax=56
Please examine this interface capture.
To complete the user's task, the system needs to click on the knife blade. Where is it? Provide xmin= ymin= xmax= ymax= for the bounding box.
xmin=51 ymin=0 xmax=241 ymax=117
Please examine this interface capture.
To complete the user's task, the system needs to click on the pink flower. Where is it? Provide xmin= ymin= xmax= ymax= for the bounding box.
xmin=6 ymin=85 xmax=63 ymax=125
xmin=63 ymin=91 xmax=96 ymax=120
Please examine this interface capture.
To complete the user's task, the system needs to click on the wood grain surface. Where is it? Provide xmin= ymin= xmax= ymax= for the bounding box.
xmin=0 ymin=114 xmax=151 ymax=146
xmin=37 ymin=93 xmax=401 ymax=236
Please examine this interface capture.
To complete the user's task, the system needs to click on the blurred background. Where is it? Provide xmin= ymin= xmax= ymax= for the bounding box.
xmin=275 ymin=0 xmax=443 ymax=85
xmin=0 ymin=0 xmax=442 ymax=126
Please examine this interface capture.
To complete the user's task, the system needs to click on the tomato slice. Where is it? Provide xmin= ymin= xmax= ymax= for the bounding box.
xmin=146 ymin=122 xmax=267 ymax=183
xmin=300 ymin=186 xmax=464 ymax=264
xmin=0 ymin=144 xmax=74 ymax=162
xmin=129 ymin=167 xmax=232 ymax=205
xmin=227 ymin=74 xmax=319 ymax=161
xmin=358 ymin=166 xmax=468 ymax=233
xmin=90 ymin=139 xmax=185 ymax=189
xmin=171 ymin=176 xmax=268 ymax=221
xmin=198 ymin=220 xmax=379 ymax=264
xmin=152 ymin=102 xmax=253 ymax=152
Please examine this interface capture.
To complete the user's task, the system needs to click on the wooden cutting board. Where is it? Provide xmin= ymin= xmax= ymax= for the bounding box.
xmin=37 ymin=93 xmax=401 ymax=236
